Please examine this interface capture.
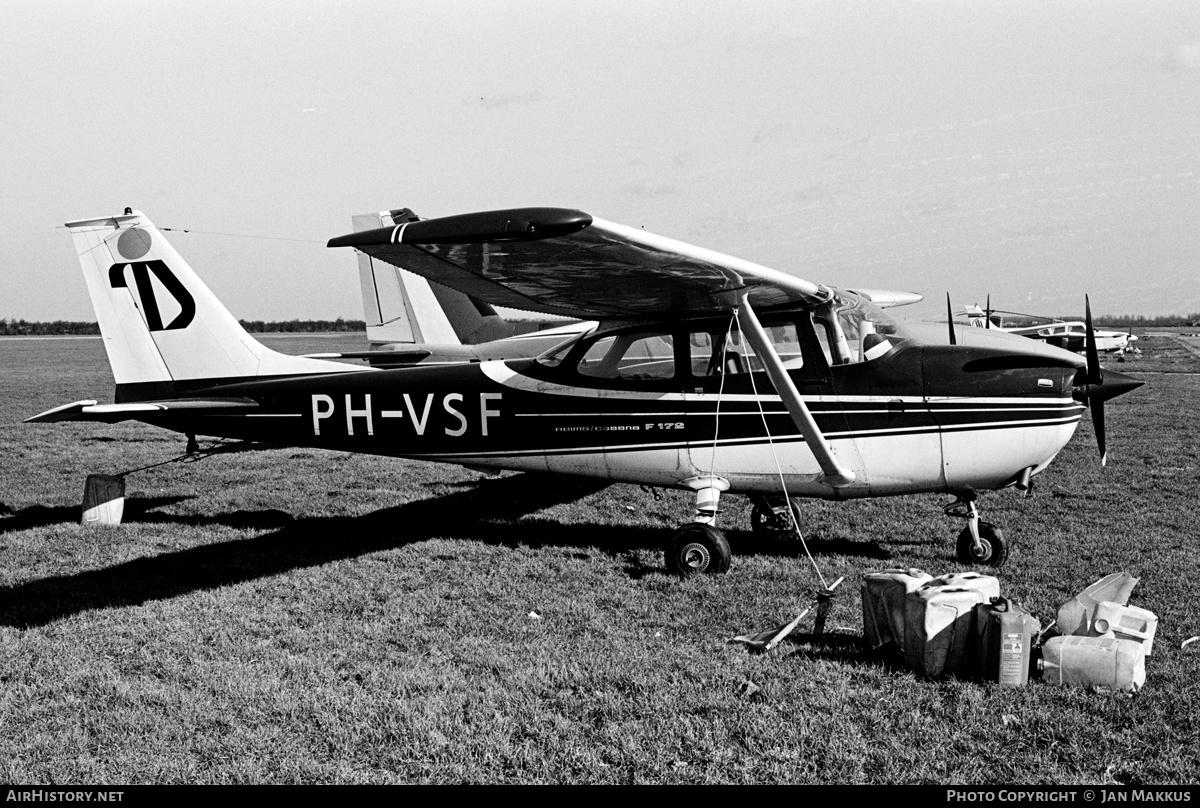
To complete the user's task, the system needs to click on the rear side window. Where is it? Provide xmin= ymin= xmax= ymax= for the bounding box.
xmin=577 ymin=333 xmax=676 ymax=381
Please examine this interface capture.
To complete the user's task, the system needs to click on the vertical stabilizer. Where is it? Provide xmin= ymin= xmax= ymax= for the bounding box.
xmin=67 ymin=210 xmax=357 ymax=397
xmin=353 ymin=209 xmax=516 ymax=347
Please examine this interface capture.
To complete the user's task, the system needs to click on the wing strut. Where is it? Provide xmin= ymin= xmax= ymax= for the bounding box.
xmin=736 ymin=293 xmax=856 ymax=488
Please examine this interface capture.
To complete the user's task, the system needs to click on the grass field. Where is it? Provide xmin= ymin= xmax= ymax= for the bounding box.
xmin=1 ymin=334 xmax=1197 ymax=784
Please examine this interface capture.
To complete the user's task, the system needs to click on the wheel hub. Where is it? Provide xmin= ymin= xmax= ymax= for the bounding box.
xmin=969 ymin=538 xmax=993 ymax=562
xmin=681 ymin=543 xmax=711 ymax=570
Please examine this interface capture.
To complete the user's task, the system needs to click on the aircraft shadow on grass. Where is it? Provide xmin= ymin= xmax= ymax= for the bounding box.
xmin=0 ymin=496 xmax=193 ymax=536
xmin=0 ymin=472 xmax=891 ymax=628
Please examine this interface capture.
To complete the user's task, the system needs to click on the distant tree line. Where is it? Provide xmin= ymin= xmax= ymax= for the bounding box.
xmin=1091 ymin=313 xmax=1200 ymax=328
xmin=0 ymin=319 xmax=100 ymax=335
xmin=235 ymin=319 xmax=366 ymax=333
xmin=0 ymin=318 xmax=366 ymax=335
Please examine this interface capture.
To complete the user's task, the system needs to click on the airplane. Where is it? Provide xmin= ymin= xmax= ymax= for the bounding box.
xmin=962 ymin=302 xmax=1139 ymax=356
xmin=28 ymin=207 xmax=1143 ymax=575
xmin=331 ymin=207 xmax=925 ymax=367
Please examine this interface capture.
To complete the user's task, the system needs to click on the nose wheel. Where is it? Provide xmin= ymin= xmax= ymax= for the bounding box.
xmin=955 ymin=522 xmax=1006 ymax=566
xmin=665 ymin=523 xmax=732 ymax=576
xmin=945 ymin=491 xmax=1009 ymax=567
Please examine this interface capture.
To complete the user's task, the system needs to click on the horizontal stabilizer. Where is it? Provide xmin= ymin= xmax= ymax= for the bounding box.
xmin=301 ymin=350 xmax=434 ymax=366
xmin=26 ymin=397 xmax=259 ymax=424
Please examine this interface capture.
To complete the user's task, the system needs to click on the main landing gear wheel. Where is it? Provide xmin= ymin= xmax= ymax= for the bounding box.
xmin=666 ymin=523 xmax=732 ymax=577
xmin=750 ymin=498 xmax=801 ymax=540
xmin=956 ymin=522 xmax=1008 ymax=567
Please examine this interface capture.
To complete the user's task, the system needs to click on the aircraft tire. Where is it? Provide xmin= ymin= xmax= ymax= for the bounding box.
xmin=750 ymin=499 xmax=802 ymax=539
xmin=956 ymin=522 xmax=1008 ymax=567
xmin=666 ymin=523 xmax=732 ymax=576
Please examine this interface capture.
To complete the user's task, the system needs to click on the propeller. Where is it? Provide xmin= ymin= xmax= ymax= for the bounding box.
xmin=984 ymin=294 xmax=992 ymax=329
xmin=946 ymin=293 xmax=957 ymax=346
xmin=1074 ymin=294 xmax=1143 ymax=466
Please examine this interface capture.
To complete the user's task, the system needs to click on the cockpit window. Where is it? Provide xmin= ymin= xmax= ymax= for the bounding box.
xmin=533 ymin=303 xmax=870 ymax=389
xmin=811 ymin=291 xmax=912 ymax=365
xmin=577 ymin=333 xmax=676 ymax=381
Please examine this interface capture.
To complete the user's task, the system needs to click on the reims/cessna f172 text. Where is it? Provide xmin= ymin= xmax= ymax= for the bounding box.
xmin=29 ymin=208 xmax=1142 ymax=573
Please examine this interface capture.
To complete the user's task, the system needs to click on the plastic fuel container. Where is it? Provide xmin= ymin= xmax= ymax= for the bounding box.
xmin=1039 ymin=635 xmax=1146 ymax=693
xmin=902 ymin=573 xmax=1000 ymax=678
xmin=975 ymin=598 xmax=1041 ymax=687
xmin=82 ymin=474 xmax=125 ymax=525
xmin=861 ymin=568 xmax=932 ymax=650
xmin=1091 ymin=601 xmax=1158 ymax=656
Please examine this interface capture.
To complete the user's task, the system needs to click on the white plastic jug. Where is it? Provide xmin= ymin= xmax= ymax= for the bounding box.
xmin=1091 ymin=601 xmax=1158 ymax=656
xmin=1039 ymin=635 xmax=1146 ymax=693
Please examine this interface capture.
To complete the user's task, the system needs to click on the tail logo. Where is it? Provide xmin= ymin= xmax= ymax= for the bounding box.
xmin=108 ymin=261 xmax=197 ymax=331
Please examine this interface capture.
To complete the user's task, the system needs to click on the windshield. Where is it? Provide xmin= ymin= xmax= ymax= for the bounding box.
xmin=812 ymin=290 xmax=913 ymax=365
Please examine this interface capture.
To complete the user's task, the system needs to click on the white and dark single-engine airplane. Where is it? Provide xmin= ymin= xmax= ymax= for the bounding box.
xmin=28 ymin=207 xmax=1142 ymax=574
xmin=962 ymin=301 xmax=1139 ymax=356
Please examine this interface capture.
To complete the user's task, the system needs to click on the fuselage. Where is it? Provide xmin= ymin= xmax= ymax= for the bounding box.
xmin=127 ymin=298 xmax=1094 ymax=501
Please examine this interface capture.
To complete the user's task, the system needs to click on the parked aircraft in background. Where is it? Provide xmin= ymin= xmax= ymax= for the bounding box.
xmin=962 ymin=302 xmax=1139 ymax=356
xmin=29 ymin=208 xmax=1141 ymax=575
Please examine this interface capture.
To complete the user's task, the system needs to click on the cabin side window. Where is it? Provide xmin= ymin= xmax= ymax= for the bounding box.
xmin=689 ymin=321 xmax=806 ymax=377
xmin=576 ymin=332 xmax=677 ymax=381
xmin=686 ymin=314 xmax=830 ymax=392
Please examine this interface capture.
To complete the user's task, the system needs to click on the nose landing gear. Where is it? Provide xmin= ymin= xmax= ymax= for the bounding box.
xmin=666 ymin=476 xmax=733 ymax=576
xmin=944 ymin=490 xmax=1008 ymax=567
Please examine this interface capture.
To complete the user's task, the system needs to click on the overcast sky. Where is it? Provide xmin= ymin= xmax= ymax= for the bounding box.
xmin=1 ymin=0 xmax=1197 ymax=323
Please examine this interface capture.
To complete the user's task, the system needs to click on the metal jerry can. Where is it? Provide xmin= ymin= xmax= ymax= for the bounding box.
xmin=902 ymin=573 xmax=1001 ymax=678
xmin=861 ymin=568 xmax=933 ymax=651
xmin=974 ymin=597 xmax=1041 ymax=687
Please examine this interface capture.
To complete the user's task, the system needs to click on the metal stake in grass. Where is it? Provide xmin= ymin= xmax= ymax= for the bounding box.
xmin=729 ymin=576 xmax=846 ymax=653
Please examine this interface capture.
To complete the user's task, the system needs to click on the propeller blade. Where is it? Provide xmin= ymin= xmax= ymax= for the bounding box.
xmin=1084 ymin=295 xmax=1102 ymax=387
xmin=985 ymin=294 xmax=991 ymax=329
xmin=1092 ymin=393 xmax=1107 ymax=467
xmin=946 ymin=293 xmax=957 ymax=345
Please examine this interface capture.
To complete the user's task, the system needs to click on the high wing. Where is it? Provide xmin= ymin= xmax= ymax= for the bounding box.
xmin=328 ymin=208 xmax=832 ymax=319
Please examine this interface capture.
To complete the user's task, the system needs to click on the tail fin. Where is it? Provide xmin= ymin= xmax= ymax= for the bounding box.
xmin=354 ymin=209 xmax=515 ymax=347
xmin=67 ymin=209 xmax=357 ymax=398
